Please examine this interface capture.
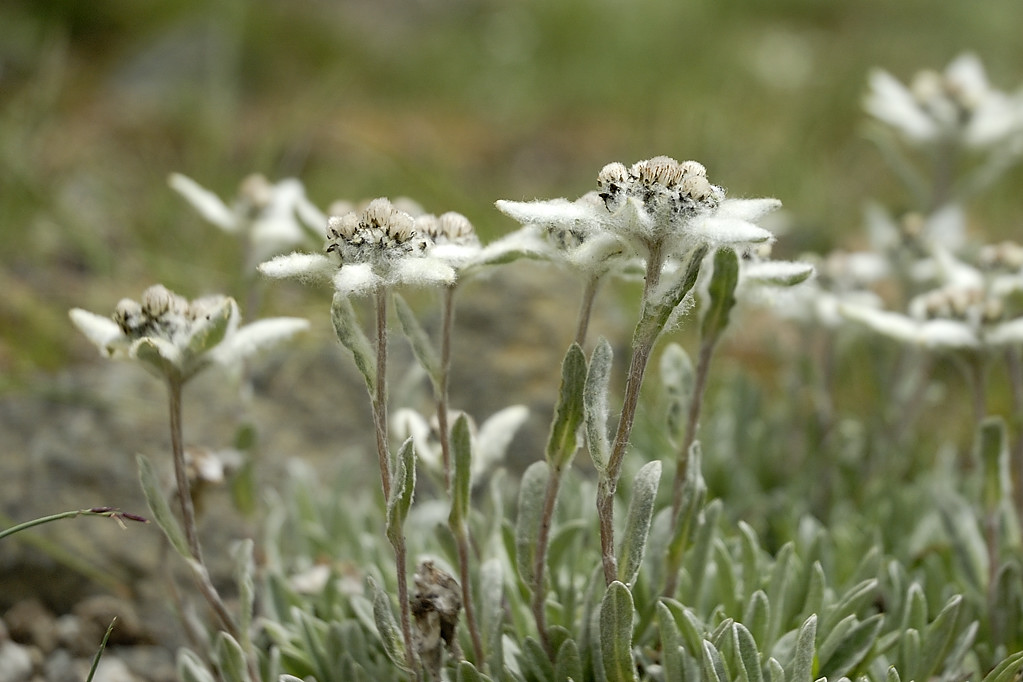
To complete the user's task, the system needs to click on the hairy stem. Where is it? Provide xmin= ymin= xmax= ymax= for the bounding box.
xmin=372 ymin=288 xmax=417 ymax=676
xmin=597 ymin=242 xmax=664 ymax=585
xmin=166 ymin=378 xmax=241 ymax=642
xmin=436 ymin=285 xmax=486 ymax=666
xmin=575 ymin=276 xmax=601 ymax=347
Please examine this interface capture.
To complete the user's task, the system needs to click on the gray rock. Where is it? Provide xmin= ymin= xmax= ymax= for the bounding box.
xmin=0 ymin=640 xmax=34 ymax=682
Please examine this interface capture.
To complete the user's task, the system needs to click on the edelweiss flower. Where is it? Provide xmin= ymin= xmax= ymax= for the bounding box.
xmin=496 ymin=156 xmax=777 ymax=277
xmin=258 ymin=198 xmax=456 ymax=296
xmin=169 ymin=173 xmax=326 ymax=264
xmin=865 ymin=53 xmax=1023 ymax=148
xmin=69 ymin=284 xmax=310 ymax=383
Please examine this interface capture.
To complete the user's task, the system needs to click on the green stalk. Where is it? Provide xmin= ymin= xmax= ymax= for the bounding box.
xmin=0 ymin=507 xmax=146 ymax=542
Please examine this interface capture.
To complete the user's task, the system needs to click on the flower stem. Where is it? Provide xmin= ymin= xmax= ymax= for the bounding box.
xmin=597 ymin=242 xmax=664 ymax=585
xmin=436 ymin=285 xmax=486 ymax=666
xmin=531 ymin=464 xmax=563 ymax=658
xmin=372 ymin=287 xmax=418 ymax=676
xmin=575 ymin=276 xmax=601 ymax=347
xmin=0 ymin=508 xmax=146 ymax=542
xmin=166 ymin=378 xmax=242 ymax=642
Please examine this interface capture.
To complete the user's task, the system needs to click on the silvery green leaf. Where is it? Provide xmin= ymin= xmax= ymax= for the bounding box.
xmin=233 ymin=539 xmax=255 ymax=652
xmin=765 ymin=543 xmax=795 ymax=646
xmin=714 ymin=539 xmax=739 ymax=615
xmin=214 ymin=632 xmax=248 ymax=682
xmin=137 ymin=455 xmax=190 ymax=559
xmin=685 ymin=498 xmax=722 ymax=604
xmin=766 ymin=657 xmax=785 ymax=682
xmin=515 ymin=461 xmax=549 ymax=586
xmin=585 ymin=338 xmax=613 ymax=472
xmin=450 ymin=413 xmax=473 ymax=526
xmin=886 ymin=666 xmax=901 ymax=682
xmin=331 ymin=292 xmax=376 ymax=392
xmin=823 ymin=579 xmax=878 ymax=633
xmin=787 ymin=614 xmax=817 ymax=682
xmin=901 ymin=582 xmax=927 ymax=633
xmin=657 ymin=602 xmax=685 ymax=682
xmin=457 ymin=661 xmax=492 ymax=682
xmin=479 ymin=559 xmax=505 ymax=666
xmin=898 ymin=628 xmax=920 ymax=681
xmin=700 ymin=640 xmax=728 ymax=682
xmin=640 ymin=245 xmax=707 ymax=336
xmin=918 ymin=595 xmax=962 ymax=680
xmin=168 ymin=173 xmax=237 ymax=231
xmin=981 ymin=651 xmax=1023 ymax=682
xmin=662 ymin=599 xmax=703 ymax=657
xmin=666 ymin=443 xmax=707 ymax=583
xmin=701 ymin=247 xmax=740 ymax=342
xmin=555 ymin=637 xmax=583 ymax=682
xmin=522 ymin=637 xmax=554 ymax=682
xmin=177 ymin=650 xmax=216 ymax=682
xmin=600 ymin=581 xmax=638 ymax=682
xmin=800 ymin=562 xmax=826 ymax=624
xmin=743 ymin=590 xmax=771 ymax=649
xmin=133 ymin=337 xmax=184 ymax=379
xmin=617 ymin=460 xmax=661 ymax=586
xmin=733 ymin=622 xmax=764 ymax=682
xmin=817 ymin=614 xmax=883 ymax=679
xmin=367 ymin=575 xmax=406 ymax=669
xmin=546 ymin=344 xmax=587 ymax=470
xmin=660 ymin=343 xmax=693 ymax=443
xmin=385 ymin=438 xmax=416 ymax=546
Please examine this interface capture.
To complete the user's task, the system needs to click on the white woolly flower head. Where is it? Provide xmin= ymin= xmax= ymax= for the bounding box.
xmin=70 ymin=284 xmax=309 ymax=383
xmin=865 ymin=53 xmax=1023 ymax=149
xmin=259 ymin=198 xmax=457 ymax=296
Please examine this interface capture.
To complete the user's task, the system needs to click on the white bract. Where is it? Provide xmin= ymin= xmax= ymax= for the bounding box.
xmin=169 ymin=173 xmax=326 ymax=264
xmin=70 ymin=284 xmax=309 ymax=383
xmin=865 ymin=53 xmax=1023 ymax=149
xmin=258 ymin=198 xmax=456 ymax=296
xmin=392 ymin=405 xmax=528 ymax=485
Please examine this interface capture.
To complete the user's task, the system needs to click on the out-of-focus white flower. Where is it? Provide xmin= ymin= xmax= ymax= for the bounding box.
xmin=865 ymin=53 xmax=1023 ymax=149
xmin=496 ymin=157 xmax=777 ymax=283
xmin=169 ymin=173 xmax=326 ymax=265
xmin=69 ymin=284 xmax=309 ymax=383
xmin=392 ymin=405 xmax=528 ymax=485
xmin=259 ymin=198 xmax=456 ymax=297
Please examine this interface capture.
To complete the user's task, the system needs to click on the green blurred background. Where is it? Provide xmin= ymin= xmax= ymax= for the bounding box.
xmin=2 ymin=0 xmax=1023 ymax=390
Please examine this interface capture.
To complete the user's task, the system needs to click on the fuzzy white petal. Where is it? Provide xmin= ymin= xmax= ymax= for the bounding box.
xmin=986 ymin=318 xmax=1023 ymax=346
xmin=475 ymin=405 xmax=529 ymax=477
xmin=841 ymin=304 xmax=979 ymax=349
xmin=391 ymin=409 xmax=440 ymax=470
xmin=743 ymin=260 xmax=815 ymax=286
xmin=495 ymin=198 xmax=599 ymax=227
xmin=258 ymin=253 xmax=335 ymax=281
xmin=389 ymin=257 xmax=457 ymax=288
xmin=168 ymin=173 xmax=237 ymax=232
xmin=430 ymin=243 xmax=484 ymax=269
xmin=691 ymin=216 xmax=774 ymax=245
xmin=210 ymin=317 xmax=310 ymax=365
xmin=332 ymin=263 xmax=383 ymax=297
xmin=69 ymin=309 xmax=124 ymax=353
xmin=715 ymin=198 xmax=782 ymax=222
xmin=865 ymin=69 xmax=938 ymax=142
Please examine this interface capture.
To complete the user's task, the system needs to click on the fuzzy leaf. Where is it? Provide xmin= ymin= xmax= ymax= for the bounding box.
xmin=700 ymin=640 xmax=728 ymax=682
xmin=523 ymin=637 xmax=555 ymax=682
xmin=638 ymin=245 xmax=708 ymax=340
xmin=450 ymin=413 xmax=473 ymax=526
xmin=744 ymin=590 xmax=771 ymax=649
xmin=787 ymin=614 xmax=817 ymax=682
xmin=823 ymin=579 xmax=879 ymax=633
xmin=977 ymin=417 xmax=1009 ymax=510
xmin=214 ymin=632 xmax=248 ymax=682
xmin=137 ymin=455 xmax=190 ymax=559
xmin=547 ymin=344 xmax=588 ymax=470
xmin=617 ymin=460 xmax=662 ymax=586
xmin=981 ymin=651 xmax=1023 ymax=682
xmin=766 ymin=658 xmax=785 ymax=682
xmin=701 ymin=247 xmax=740 ymax=342
xmin=233 ymin=539 xmax=255 ymax=653
xmin=367 ymin=576 xmax=406 ymax=669
xmin=657 ymin=602 xmax=686 ymax=682
xmin=479 ymin=558 xmax=505 ymax=665
xmin=585 ymin=338 xmax=613 ymax=471
xmin=394 ymin=293 xmax=442 ymax=386
xmin=177 ymin=650 xmax=217 ymax=682
xmin=734 ymin=622 xmax=764 ymax=682
xmin=331 ymin=293 xmax=376 ymax=392
xmin=457 ymin=661 xmax=492 ymax=682
xmin=660 ymin=342 xmax=694 ymax=443
xmin=918 ymin=595 xmax=962 ymax=680
xmin=600 ymin=581 xmax=638 ymax=682
xmin=555 ymin=637 xmax=583 ymax=682
xmin=386 ymin=438 xmax=416 ymax=546
xmin=515 ymin=461 xmax=550 ymax=586
xmin=818 ymin=614 xmax=883 ymax=679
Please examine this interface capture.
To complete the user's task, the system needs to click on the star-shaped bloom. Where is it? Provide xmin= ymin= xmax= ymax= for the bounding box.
xmin=496 ymin=157 xmax=777 ymax=279
xmin=258 ymin=198 xmax=456 ymax=296
xmin=69 ymin=284 xmax=309 ymax=383
xmin=865 ymin=53 xmax=1023 ymax=149
xmin=169 ymin=173 xmax=326 ymax=264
